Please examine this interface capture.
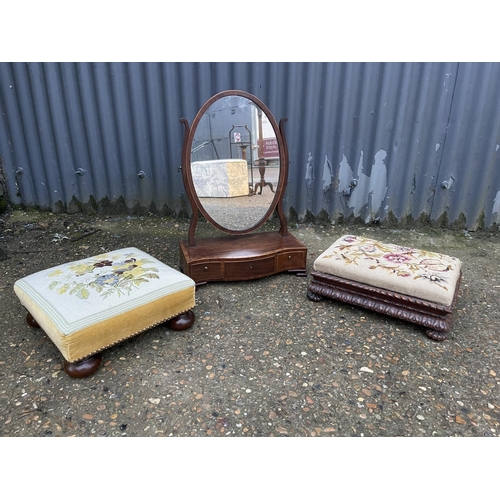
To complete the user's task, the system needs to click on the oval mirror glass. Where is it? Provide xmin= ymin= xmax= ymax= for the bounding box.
xmin=188 ymin=94 xmax=281 ymax=232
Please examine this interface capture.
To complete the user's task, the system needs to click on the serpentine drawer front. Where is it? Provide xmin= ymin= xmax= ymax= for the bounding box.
xmin=277 ymin=251 xmax=306 ymax=270
xmin=225 ymin=256 xmax=275 ymax=279
xmin=190 ymin=262 xmax=223 ymax=282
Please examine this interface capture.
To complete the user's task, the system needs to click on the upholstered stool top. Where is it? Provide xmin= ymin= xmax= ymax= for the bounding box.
xmin=14 ymin=247 xmax=195 ymax=362
xmin=313 ymin=235 xmax=462 ymax=306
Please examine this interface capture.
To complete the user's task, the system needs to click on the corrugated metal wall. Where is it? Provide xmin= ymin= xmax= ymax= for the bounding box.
xmin=1 ymin=62 xmax=499 ymax=228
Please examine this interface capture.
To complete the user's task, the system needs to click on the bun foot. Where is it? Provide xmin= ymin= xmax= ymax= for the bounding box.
xmin=64 ymin=353 xmax=103 ymax=378
xmin=26 ymin=312 xmax=40 ymax=328
xmin=167 ymin=310 xmax=195 ymax=331
xmin=425 ymin=329 xmax=448 ymax=341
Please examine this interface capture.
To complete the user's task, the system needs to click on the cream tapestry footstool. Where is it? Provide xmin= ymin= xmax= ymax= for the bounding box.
xmin=307 ymin=235 xmax=462 ymax=341
xmin=14 ymin=247 xmax=196 ymax=377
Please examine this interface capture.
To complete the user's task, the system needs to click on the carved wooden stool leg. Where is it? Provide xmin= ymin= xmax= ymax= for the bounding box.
xmin=64 ymin=353 xmax=103 ymax=378
xmin=26 ymin=312 xmax=40 ymax=329
xmin=425 ymin=329 xmax=448 ymax=341
xmin=307 ymin=289 xmax=323 ymax=302
xmin=167 ymin=310 xmax=195 ymax=331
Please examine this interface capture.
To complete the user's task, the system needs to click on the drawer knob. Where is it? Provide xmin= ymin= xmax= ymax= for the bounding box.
xmin=249 ymin=264 xmax=253 ymax=269
xmin=204 ymin=266 xmax=208 ymax=270
xmin=288 ymin=255 xmax=292 ymax=259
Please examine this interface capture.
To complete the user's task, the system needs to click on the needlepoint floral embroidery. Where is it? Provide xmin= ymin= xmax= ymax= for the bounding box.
xmin=320 ymin=235 xmax=459 ymax=291
xmin=313 ymin=235 xmax=461 ymax=306
xmin=47 ymin=251 xmax=159 ymax=299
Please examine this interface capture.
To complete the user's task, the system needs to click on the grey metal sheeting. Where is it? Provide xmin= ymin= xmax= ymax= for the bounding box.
xmin=1 ymin=62 xmax=499 ymax=228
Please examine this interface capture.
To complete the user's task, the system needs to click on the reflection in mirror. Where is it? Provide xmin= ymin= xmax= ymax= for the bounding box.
xmin=190 ymin=96 xmax=280 ymax=231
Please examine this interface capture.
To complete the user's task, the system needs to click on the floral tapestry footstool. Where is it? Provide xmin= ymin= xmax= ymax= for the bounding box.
xmin=14 ymin=247 xmax=196 ymax=377
xmin=307 ymin=235 xmax=462 ymax=341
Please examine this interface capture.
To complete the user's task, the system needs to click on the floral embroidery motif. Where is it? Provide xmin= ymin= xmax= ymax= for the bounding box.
xmin=47 ymin=251 xmax=159 ymax=299
xmin=384 ymin=253 xmax=413 ymax=264
xmin=321 ymin=235 xmax=458 ymax=291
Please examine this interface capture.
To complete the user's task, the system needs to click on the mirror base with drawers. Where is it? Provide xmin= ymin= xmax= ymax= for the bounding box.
xmin=180 ymin=231 xmax=307 ymax=286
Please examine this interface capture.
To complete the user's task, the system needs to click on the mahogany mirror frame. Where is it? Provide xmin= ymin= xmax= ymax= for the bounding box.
xmin=180 ymin=90 xmax=289 ymax=246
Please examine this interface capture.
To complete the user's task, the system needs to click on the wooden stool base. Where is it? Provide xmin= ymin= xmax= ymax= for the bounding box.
xmin=25 ymin=310 xmax=195 ymax=377
xmin=307 ymin=270 xmax=461 ymax=341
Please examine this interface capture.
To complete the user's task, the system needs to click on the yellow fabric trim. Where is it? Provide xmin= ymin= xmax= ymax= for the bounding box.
xmin=16 ymin=286 xmax=194 ymax=362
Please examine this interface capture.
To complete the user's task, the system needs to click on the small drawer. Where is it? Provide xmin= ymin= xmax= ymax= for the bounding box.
xmin=278 ymin=251 xmax=306 ymax=270
xmin=225 ymin=256 xmax=275 ymax=279
xmin=190 ymin=262 xmax=223 ymax=282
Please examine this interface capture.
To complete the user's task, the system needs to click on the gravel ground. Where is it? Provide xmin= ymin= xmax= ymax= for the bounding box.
xmin=1 ymin=209 xmax=499 ymax=442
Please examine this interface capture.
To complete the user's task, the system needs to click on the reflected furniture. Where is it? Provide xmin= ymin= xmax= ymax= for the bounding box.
xmin=307 ymin=235 xmax=462 ymax=340
xmin=252 ymin=107 xmax=274 ymax=195
xmin=14 ymin=247 xmax=196 ymax=377
xmin=228 ymin=124 xmax=253 ymax=190
xmin=191 ymin=159 xmax=249 ymax=198
xmin=179 ymin=90 xmax=307 ymax=285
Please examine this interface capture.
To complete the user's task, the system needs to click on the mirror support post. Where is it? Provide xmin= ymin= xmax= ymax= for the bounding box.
xmin=278 ymin=117 xmax=289 ymax=237
xmin=180 ymin=118 xmax=198 ymax=247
